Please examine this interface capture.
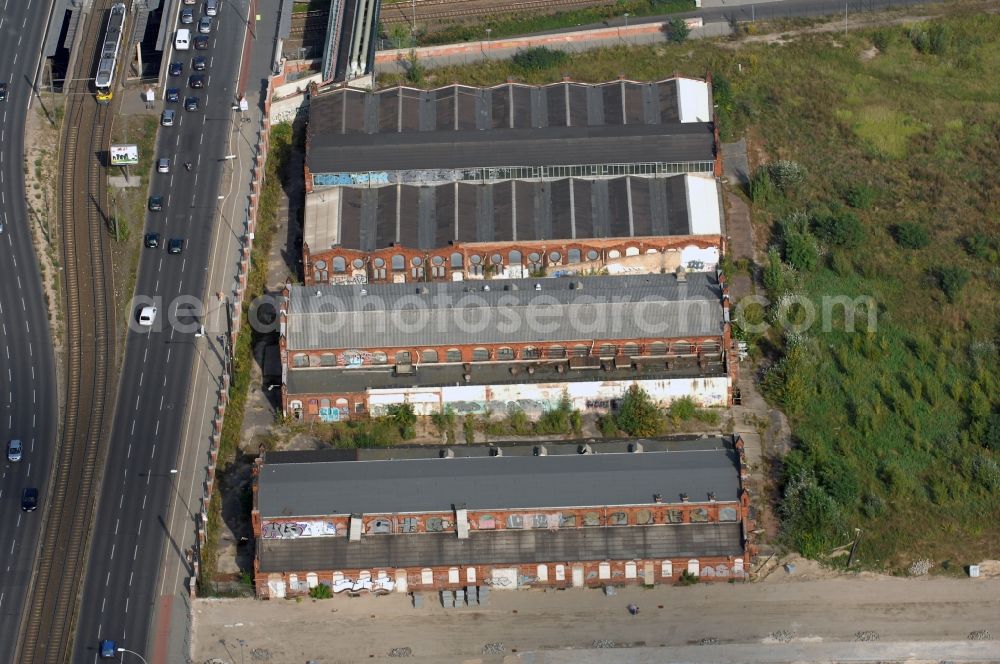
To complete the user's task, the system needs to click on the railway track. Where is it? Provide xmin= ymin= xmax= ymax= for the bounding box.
xmin=15 ymin=1 xmax=117 ymax=662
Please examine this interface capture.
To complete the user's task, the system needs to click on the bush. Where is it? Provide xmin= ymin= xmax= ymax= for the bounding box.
xmin=599 ymin=415 xmax=619 ymax=438
xmin=963 ymin=232 xmax=1000 ymax=263
xmin=615 ymin=385 xmax=664 ymax=437
xmin=431 ymin=407 xmax=456 ymax=439
xmin=386 ymin=403 xmax=417 ymax=439
xmin=309 ymin=584 xmax=333 ymax=599
xmin=463 ymin=416 xmax=476 ymax=444
xmin=762 ymin=341 xmax=812 ymax=415
xmin=750 ymin=166 xmax=777 ymax=203
xmin=872 ymin=29 xmax=891 ymax=52
xmin=666 ymin=17 xmax=689 ymax=43
xmin=843 ymin=183 xmax=877 ymax=209
xmin=506 ymin=408 xmax=532 ymax=435
xmin=984 ymin=413 xmax=1000 ymax=452
xmin=404 ymin=50 xmax=425 ymax=85
xmin=678 ymin=569 xmax=699 ymax=585
xmin=511 ymin=46 xmax=568 ymax=71
xmin=783 ymin=230 xmax=820 ymax=271
xmin=892 ymin=223 xmax=930 ymax=249
xmin=762 ymin=248 xmax=796 ymax=296
xmin=935 ymin=266 xmax=970 ymax=303
xmin=768 ymin=160 xmax=806 ymax=193
xmin=667 ymin=396 xmax=696 ymax=424
xmin=535 ymin=392 xmax=579 ymax=435
xmin=813 ymin=210 xmax=864 ymax=248
xmin=780 ymin=471 xmax=845 ymax=558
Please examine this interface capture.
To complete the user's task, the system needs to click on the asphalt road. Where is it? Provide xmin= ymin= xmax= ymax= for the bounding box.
xmin=0 ymin=1 xmax=59 ymax=661
xmin=72 ymin=0 xmax=249 ymax=660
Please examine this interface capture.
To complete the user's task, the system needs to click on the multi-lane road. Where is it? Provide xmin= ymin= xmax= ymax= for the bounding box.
xmin=72 ymin=0 xmax=249 ymax=659
xmin=0 ymin=0 xmax=59 ymax=660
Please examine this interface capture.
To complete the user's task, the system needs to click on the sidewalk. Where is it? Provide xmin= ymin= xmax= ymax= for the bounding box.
xmin=146 ymin=0 xmax=283 ymax=662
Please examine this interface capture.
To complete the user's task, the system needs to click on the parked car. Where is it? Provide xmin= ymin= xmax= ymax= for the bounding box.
xmin=7 ymin=439 xmax=22 ymax=462
xmin=148 ymin=196 xmax=163 ymax=211
xmin=21 ymin=487 xmax=38 ymax=512
xmin=144 ymin=232 xmax=161 ymax=248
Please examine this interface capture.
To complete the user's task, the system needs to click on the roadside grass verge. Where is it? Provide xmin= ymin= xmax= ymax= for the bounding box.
xmin=198 ymin=121 xmax=293 ymax=595
xmin=382 ymin=6 xmax=1000 ymax=570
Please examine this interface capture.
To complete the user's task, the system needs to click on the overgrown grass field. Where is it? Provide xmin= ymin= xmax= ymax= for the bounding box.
xmin=381 ymin=5 xmax=1000 ymax=571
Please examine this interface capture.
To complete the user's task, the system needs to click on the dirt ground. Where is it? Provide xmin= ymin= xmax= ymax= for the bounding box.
xmin=192 ymin=561 xmax=1000 ymax=663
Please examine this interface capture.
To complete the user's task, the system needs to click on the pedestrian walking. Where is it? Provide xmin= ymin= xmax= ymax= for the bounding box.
xmin=628 ymin=603 xmax=639 ymax=616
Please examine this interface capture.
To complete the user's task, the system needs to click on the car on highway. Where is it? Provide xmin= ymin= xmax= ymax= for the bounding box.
xmin=194 ymin=35 xmax=209 ymax=49
xmin=180 ymin=8 xmax=194 ymax=24
xmin=0 ymin=82 xmax=7 ymax=102
xmin=165 ymin=88 xmax=180 ymax=102
xmin=99 ymin=639 xmax=117 ymax=658
xmin=167 ymin=238 xmax=185 ymax=255
xmin=168 ymin=61 xmax=183 ymax=77
xmin=198 ymin=16 xmax=212 ymax=33
xmin=7 ymin=439 xmax=22 ymax=462
xmin=161 ymin=109 xmax=176 ymax=126
xmin=184 ymin=96 xmax=199 ymax=112
xmin=138 ymin=306 xmax=157 ymax=326
xmin=192 ymin=55 xmax=207 ymax=71
xmin=183 ymin=0 xmax=196 ymax=4
xmin=148 ymin=195 xmax=163 ymax=211
xmin=157 ymin=158 xmax=171 ymax=173
xmin=206 ymin=0 xmax=219 ymax=16
xmin=144 ymin=232 xmax=161 ymax=248
xmin=189 ymin=74 xmax=205 ymax=89
xmin=21 ymin=487 xmax=38 ymax=512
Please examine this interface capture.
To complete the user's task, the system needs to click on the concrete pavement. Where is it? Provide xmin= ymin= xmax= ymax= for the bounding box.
xmin=148 ymin=0 xmax=284 ymax=662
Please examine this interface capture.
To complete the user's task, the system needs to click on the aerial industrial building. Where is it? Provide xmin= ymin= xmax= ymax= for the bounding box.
xmin=253 ymin=437 xmax=755 ymax=598
xmin=301 ymin=76 xmax=725 ymax=286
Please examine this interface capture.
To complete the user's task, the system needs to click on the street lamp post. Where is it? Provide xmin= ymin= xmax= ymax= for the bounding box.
xmin=623 ymin=13 xmax=630 ymax=44
xmin=117 ymin=648 xmax=149 ymax=664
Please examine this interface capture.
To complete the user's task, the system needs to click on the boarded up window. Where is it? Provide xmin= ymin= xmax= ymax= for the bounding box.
xmin=608 ymin=511 xmax=627 ymax=526
xmin=583 ymin=512 xmax=600 ymax=526
xmin=399 ymin=517 xmax=419 ymax=533
xmin=691 ymin=508 xmax=709 ymax=523
xmin=426 ymin=517 xmax=446 ymax=532
xmin=506 ymin=514 xmax=524 ymax=529
xmin=719 ymin=507 xmax=738 ymax=522
xmin=667 ymin=510 xmax=684 ymax=523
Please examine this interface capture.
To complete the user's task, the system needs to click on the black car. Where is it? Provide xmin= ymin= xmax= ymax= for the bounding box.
xmin=0 ymin=82 xmax=7 ymax=102
xmin=21 ymin=487 xmax=38 ymax=512
xmin=144 ymin=232 xmax=161 ymax=248
xmin=167 ymin=238 xmax=185 ymax=254
xmin=148 ymin=195 xmax=163 ymax=211
xmin=168 ymin=61 xmax=183 ymax=77
xmin=165 ymin=88 xmax=180 ymax=103
xmin=188 ymin=74 xmax=205 ymax=89
xmin=184 ymin=96 xmax=199 ymax=112
xmin=192 ymin=56 xmax=207 ymax=71
xmin=194 ymin=35 xmax=209 ymax=50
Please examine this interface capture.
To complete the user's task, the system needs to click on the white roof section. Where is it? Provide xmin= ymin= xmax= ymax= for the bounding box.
xmin=685 ymin=174 xmax=722 ymax=236
xmin=677 ymin=78 xmax=712 ymax=123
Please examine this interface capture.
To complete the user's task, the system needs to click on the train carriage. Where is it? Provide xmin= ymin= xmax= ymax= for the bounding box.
xmin=95 ymin=3 xmax=126 ymax=102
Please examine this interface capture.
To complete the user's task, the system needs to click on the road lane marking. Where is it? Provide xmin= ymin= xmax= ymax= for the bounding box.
xmin=110 ymin=543 xmax=115 ymax=560
xmin=115 ymin=519 xmax=119 ymax=535
xmin=106 ymin=571 xmax=111 ymax=586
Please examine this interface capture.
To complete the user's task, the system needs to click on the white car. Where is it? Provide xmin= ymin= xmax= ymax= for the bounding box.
xmin=157 ymin=158 xmax=170 ymax=173
xmin=7 ymin=439 xmax=22 ymax=462
xmin=139 ymin=306 xmax=157 ymax=326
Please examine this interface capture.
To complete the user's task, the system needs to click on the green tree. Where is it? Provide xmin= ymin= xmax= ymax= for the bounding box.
xmin=812 ymin=210 xmax=864 ymax=248
xmin=615 ymin=385 xmax=664 ymax=437
xmin=667 ymin=396 xmax=697 ymax=425
xmin=463 ymin=415 xmax=476 ymax=444
xmin=780 ymin=471 xmax=844 ymax=558
xmin=666 ymin=17 xmax=689 ymax=43
xmin=768 ymin=160 xmax=806 ymax=193
xmin=386 ymin=403 xmax=417 ymax=439
xmin=511 ymin=46 xmax=568 ymax=71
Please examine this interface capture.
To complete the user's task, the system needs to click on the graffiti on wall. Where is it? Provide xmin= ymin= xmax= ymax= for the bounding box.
xmin=338 ymin=350 xmax=388 ymax=367
xmin=261 ymin=520 xmax=342 ymax=540
xmin=314 ymin=171 xmax=390 ymax=187
xmin=318 ymin=407 xmax=348 ymax=422
xmin=329 ymin=274 xmax=368 ymax=286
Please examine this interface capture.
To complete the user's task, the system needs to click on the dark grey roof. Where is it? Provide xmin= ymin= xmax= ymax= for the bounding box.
xmin=285 ymin=273 xmax=723 ymax=351
xmin=285 ymin=355 xmax=726 ymax=395
xmin=308 ymin=173 xmax=722 ymax=252
xmin=258 ymin=522 xmax=743 ymax=572
xmin=309 ymin=123 xmax=713 ymax=175
xmin=256 ymin=447 xmax=740 ymax=518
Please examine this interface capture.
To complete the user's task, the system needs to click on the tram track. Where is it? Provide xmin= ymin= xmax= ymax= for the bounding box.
xmin=15 ymin=1 xmax=118 ymax=661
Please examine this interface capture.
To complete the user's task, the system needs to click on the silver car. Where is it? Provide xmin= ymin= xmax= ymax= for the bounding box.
xmin=161 ymin=109 xmax=176 ymax=126
xmin=7 ymin=439 xmax=22 ymax=462
xmin=180 ymin=8 xmax=194 ymax=24
xmin=198 ymin=16 xmax=212 ymax=34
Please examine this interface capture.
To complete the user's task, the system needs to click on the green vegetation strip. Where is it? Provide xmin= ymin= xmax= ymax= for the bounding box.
xmin=387 ymin=8 xmax=1000 ymax=571
xmin=199 ymin=122 xmax=292 ymax=594
xmin=384 ymin=0 xmax=694 ymax=47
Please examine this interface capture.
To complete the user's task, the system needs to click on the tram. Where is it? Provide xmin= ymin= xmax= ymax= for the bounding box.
xmin=94 ymin=3 xmax=126 ymax=103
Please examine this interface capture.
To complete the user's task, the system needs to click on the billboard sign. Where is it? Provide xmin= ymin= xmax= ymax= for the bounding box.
xmin=110 ymin=144 xmax=139 ymax=166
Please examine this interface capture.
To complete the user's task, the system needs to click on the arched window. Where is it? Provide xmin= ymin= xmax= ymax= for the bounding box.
xmin=292 ymin=353 xmax=308 ymax=367
xmin=450 ymin=252 xmax=464 ymax=268
xmin=625 ymin=246 xmax=640 ymax=256
xmin=508 ymin=250 xmax=522 ymax=265
xmin=547 ymin=345 xmax=566 ymax=359
xmin=411 ymin=256 xmax=422 ymax=266
xmin=392 ymin=254 xmax=405 ymax=271
xmin=623 ymin=342 xmax=639 ymax=357
xmin=446 ymin=348 xmax=462 ymax=363
xmin=314 ymin=259 xmax=327 ymax=270
xmin=674 ymin=341 xmax=693 ymax=355
xmin=320 ymin=398 xmax=331 ymax=410
xmin=599 ymin=344 xmax=616 ymax=358
xmin=352 ymin=258 xmax=365 ymax=270
xmin=571 ymin=344 xmax=588 ymax=358
xmin=608 ymin=249 xmax=621 ymax=259
xmin=332 ymin=256 xmax=346 ymax=273
xmin=522 ymin=346 xmax=540 ymax=360
xmin=396 ymin=351 xmax=412 ymax=365
xmin=568 ymin=248 xmax=581 ymax=263
xmin=472 ymin=347 xmax=490 ymax=362
xmin=432 ymin=256 xmax=446 ymax=277
xmin=373 ymin=257 xmax=386 ymax=280
xmin=549 ymin=251 xmax=561 ymax=264
xmin=469 ymin=254 xmax=483 ymax=276
xmin=491 ymin=253 xmax=503 ymax=265
xmin=421 ymin=349 xmax=438 ymax=363
xmin=320 ymin=353 xmax=337 ymax=366
xmin=649 ymin=341 xmax=667 ymax=356
xmin=586 ymin=249 xmax=600 ymax=261
xmin=496 ymin=347 xmax=515 ymax=360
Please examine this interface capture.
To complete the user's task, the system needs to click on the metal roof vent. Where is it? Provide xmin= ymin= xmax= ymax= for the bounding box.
xmin=526 ymin=366 xmax=535 ymax=375
xmin=653 ymin=493 xmax=663 ymax=503
xmin=359 ymin=288 xmax=367 ymax=296
xmin=628 ymin=442 xmax=644 ymax=453
xmin=483 ymin=284 xmax=490 ymax=291
xmin=708 ymin=491 xmax=717 ymax=502
xmin=533 ymin=445 xmax=548 ymax=456
xmin=463 ymin=373 xmax=471 ymax=383
xmin=570 ymin=281 xmax=583 ymax=290
xmin=440 ymin=448 xmax=455 ymax=458
xmin=534 ymin=283 xmax=542 ymax=291
xmin=578 ymin=444 xmax=593 ymax=455
xmin=489 ymin=446 xmax=503 ymax=457
xmin=680 ymin=492 xmax=689 ymax=503
xmin=418 ymin=286 xmax=429 ymax=295
xmin=314 ymin=290 xmax=322 ymax=297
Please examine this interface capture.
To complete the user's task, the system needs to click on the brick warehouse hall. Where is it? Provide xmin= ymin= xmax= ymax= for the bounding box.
xmin=252 ymin=436 xmax=756 ymax=598
xmin=302 ymin=76 xmax=724 ymax=286
xmin=278 ymin=271 xmax=736 ymax=422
